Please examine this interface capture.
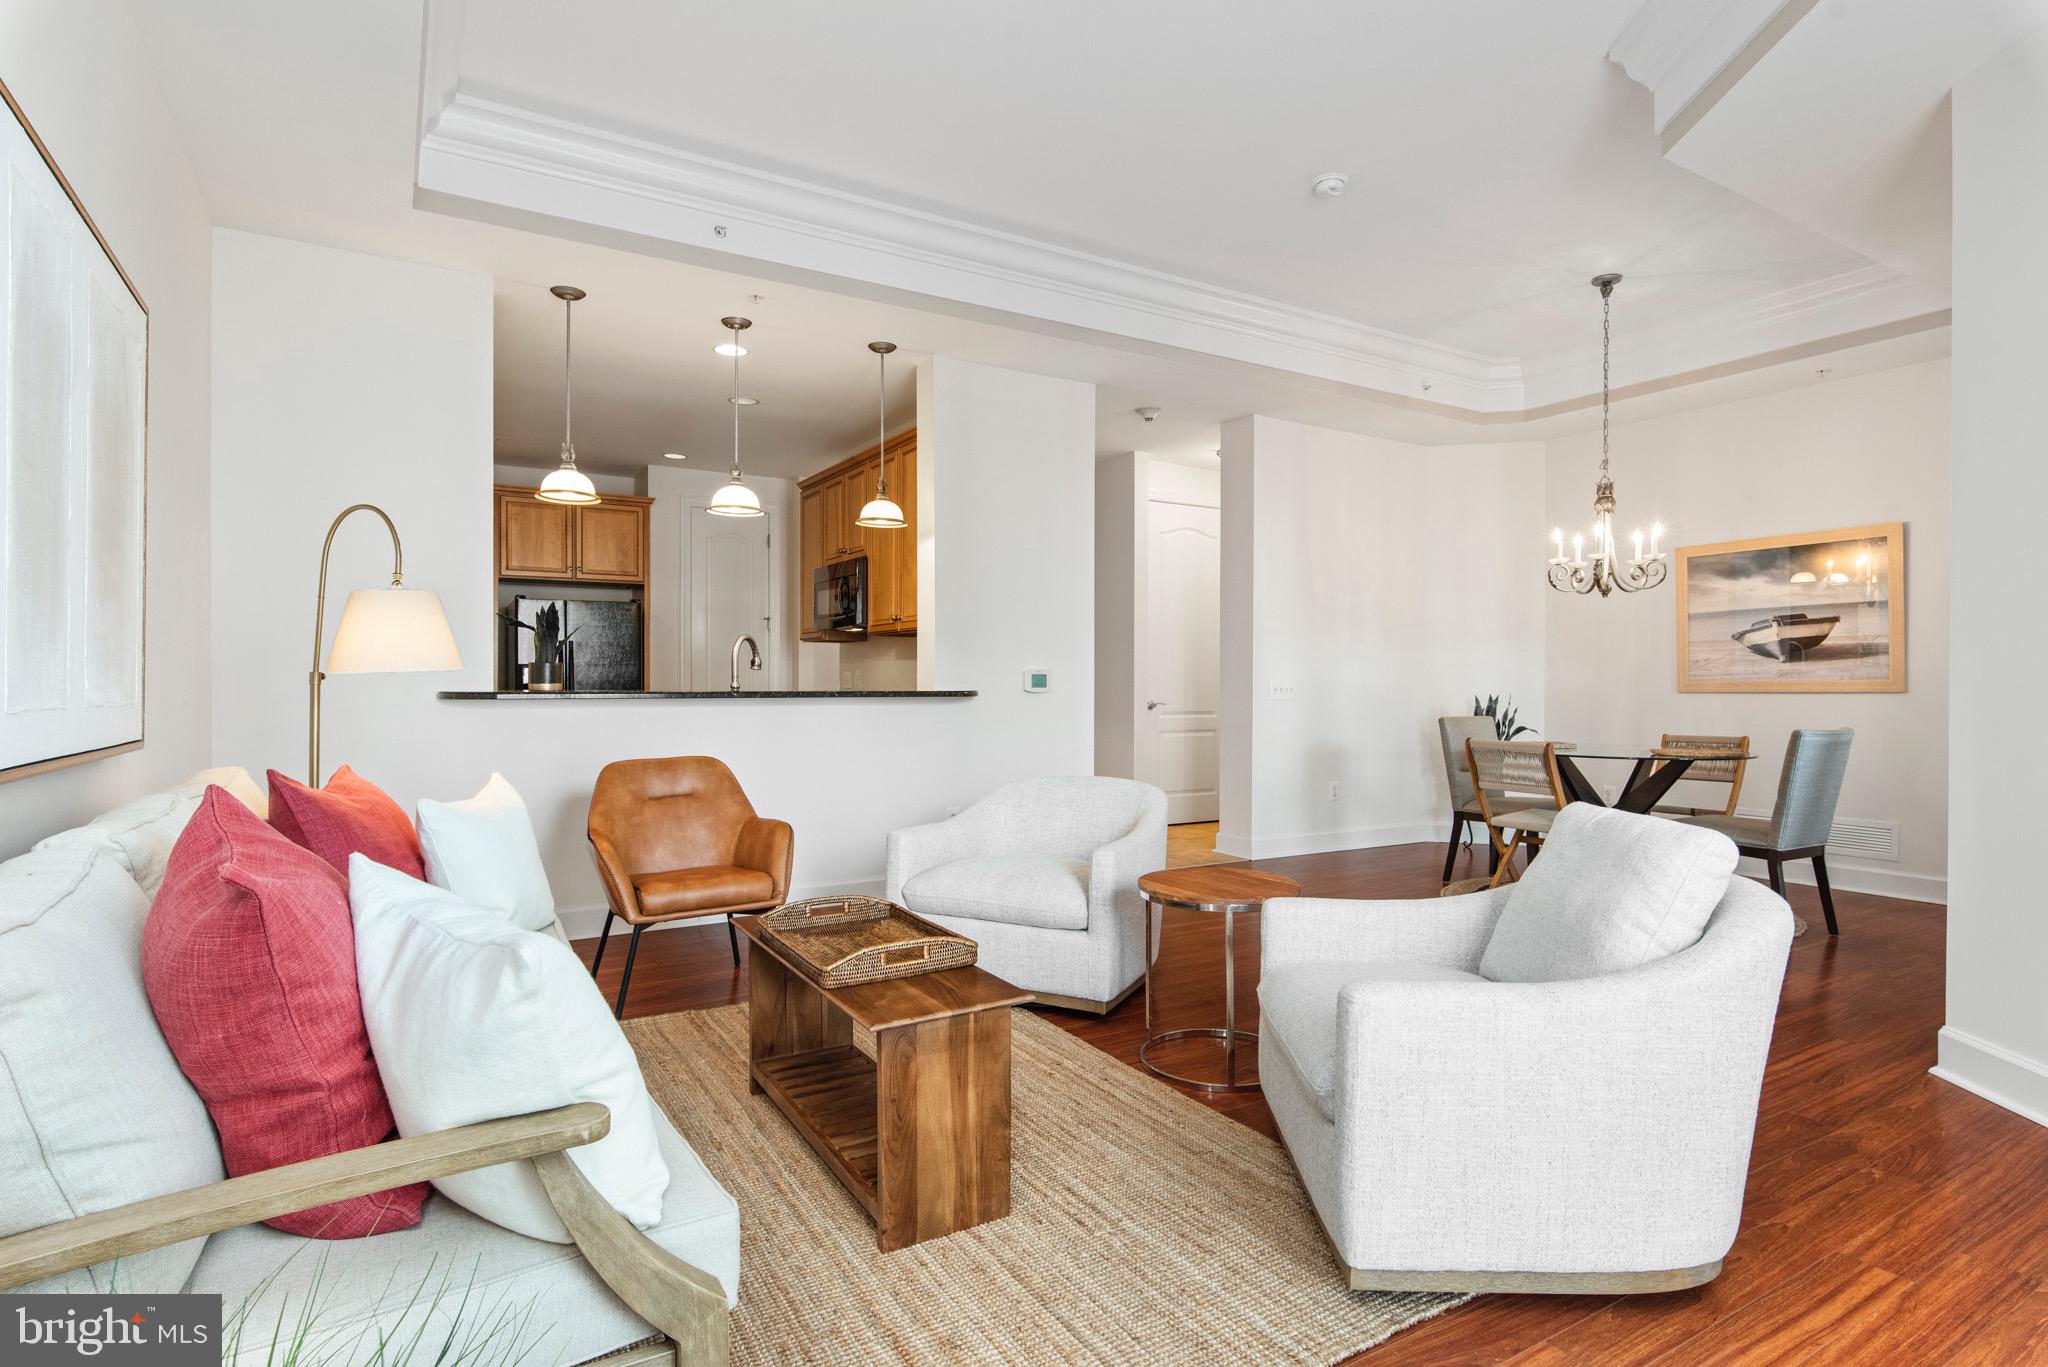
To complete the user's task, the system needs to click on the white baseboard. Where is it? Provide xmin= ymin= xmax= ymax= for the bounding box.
xmin=1213 ymin=823 xmax=1441 ymax=861
xmin=1932 ymin=1026 xmax=2048 ymax=1128
xmin=556 ymin=873 xmax=887 ymax=941
xmin=1735 ymin=854 xmax=1946 ymax=905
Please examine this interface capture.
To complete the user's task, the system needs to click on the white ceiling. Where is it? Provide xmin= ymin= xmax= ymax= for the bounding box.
xmin=448 ymin=0 xmax=1880 ymax=360
xmin=119 ymin=0 xmax=1955 ymax=470
xmin=422 ymin=0 xmax=1950 ymax=404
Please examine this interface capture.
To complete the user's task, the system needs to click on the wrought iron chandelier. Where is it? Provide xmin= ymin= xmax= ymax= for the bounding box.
xmin=1548 ymin=273 xmax=1666 ymax=597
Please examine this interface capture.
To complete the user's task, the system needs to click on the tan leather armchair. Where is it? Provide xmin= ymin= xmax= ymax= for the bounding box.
xmin=588 ymin=757 xmax=793 ymax=1016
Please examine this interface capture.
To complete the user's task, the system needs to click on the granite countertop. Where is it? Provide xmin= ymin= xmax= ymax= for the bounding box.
xmin=437 ymin=689 xmax=977 ymax=700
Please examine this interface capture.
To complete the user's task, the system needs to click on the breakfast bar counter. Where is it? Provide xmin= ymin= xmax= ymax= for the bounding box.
xmin=438 ymin=689 xmax=978 ymax=700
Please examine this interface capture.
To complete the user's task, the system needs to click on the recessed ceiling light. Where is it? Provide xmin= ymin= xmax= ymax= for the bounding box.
xmin=663 ymin=452 xmax=687 ymax=460
xmin=1311 ymin=172 xmax=1349 ymax=198
xmin=716 ymin=343 xmax=749 ymax=357
xmin=728 ymin=395 xmax=759 ymax=406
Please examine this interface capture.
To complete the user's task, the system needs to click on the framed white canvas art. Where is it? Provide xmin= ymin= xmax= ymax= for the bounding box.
xmin=0 ymin=78 xmax=148 ymax=782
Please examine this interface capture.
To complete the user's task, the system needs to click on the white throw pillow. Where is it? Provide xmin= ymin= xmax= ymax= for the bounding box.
xmin=33 ymin=766 xmax=267 ymax=897
xmin=0 ymin=845 xmax=226 ymax=1292
xmin=415 ymin=773 xmax=556 ymax=932
xmin=1479 ymin=803 xmax=1738 ymax=983
xmin=348 ymin=856 xmax=669 ymax=1242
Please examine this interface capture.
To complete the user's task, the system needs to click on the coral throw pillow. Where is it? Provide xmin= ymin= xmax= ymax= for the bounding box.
xmin=145 ymin=786 xmax=426 ymax=1238
xmin=267 ymin=765 xmax=424 ymax=880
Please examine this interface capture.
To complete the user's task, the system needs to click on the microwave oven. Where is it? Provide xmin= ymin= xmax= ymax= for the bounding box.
xmin=812 ymin=556 xmax=867 ymax=639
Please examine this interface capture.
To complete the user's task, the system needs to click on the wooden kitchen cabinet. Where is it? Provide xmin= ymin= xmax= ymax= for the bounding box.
xmin=797 ymin=432 xmax=917 ymax=640
xmin=493 ymin=486 xmax=651 ymax=584
xmin=574 ymin=502 xmax=647 ymax=582
xmin=498 ymin=494 xmax=576 ymax=578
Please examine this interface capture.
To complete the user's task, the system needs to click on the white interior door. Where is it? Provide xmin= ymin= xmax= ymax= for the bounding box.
xmin=689 ymin=507 xmax=776 ymax=690
xmin=1143 ymin=500 xmax=1220 ymax=822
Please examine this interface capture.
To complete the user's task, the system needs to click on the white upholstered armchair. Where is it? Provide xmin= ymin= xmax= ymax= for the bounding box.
xmin=1258 ymin=804 xmax=1794 ymax=1294
xmin=885 ymin=777 xmax=1167 ymax=1013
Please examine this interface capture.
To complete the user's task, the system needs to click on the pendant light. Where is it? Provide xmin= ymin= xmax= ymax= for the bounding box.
xmin=854 ymin=341 xmax=907 ymax=529
xmin=536 ymin=285 xmax=601 ymax=506
xmin=708 ymin=316 xmax=765 ymax=517
xmin=1545 ymin=274 xmax=1666 ymax=597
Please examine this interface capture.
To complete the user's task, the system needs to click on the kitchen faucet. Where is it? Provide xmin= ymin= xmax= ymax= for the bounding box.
xmin=730 ymin=634 xmax=763 ymax=693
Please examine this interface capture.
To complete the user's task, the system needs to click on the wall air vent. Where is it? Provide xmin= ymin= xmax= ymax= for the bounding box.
xmin=1735 ymin=811 xmax=1899 ymax=863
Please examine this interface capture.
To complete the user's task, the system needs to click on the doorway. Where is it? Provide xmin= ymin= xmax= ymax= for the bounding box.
xmin=1141 ymin=492 xmax=1221 ymax=823
xmin=688 ymin=506 xmax=777 ymax=690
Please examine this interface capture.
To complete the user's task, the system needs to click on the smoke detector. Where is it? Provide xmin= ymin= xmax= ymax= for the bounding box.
xmin=1135 ymin=406 xmax=1162 ymax=423
xmin=1311 ymin=172 xmax=1349 ymax=199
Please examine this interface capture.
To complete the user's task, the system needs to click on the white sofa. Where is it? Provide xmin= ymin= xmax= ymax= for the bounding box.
xmin=0 ymin=772 xmax=737 ymax=1366
xmin=1257 ymin=805 xmax=1794 ymax=1293
xmin=885 ymin=777 xmax=1167 ymax=1013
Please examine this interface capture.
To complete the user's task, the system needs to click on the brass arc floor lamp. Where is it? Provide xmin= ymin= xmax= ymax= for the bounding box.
xmin=309 ymin=504 xmax=461 ymax=785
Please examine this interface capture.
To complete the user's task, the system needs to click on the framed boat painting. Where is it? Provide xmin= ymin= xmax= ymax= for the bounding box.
xmin=1676 ymin=523 xmax=1904 ymax=693
xmin=0 ymin=78 xmax=149 ymax=782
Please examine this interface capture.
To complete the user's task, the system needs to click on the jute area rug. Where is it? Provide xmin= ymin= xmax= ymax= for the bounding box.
xmin=625 ymin=1006 xmax=1467 ymax=1366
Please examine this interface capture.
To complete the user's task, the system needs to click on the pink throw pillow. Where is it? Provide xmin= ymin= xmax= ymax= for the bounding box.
xmin=267 ymin=765 xmax=424 ymax=880
xmin=146 ymin=786 xmax=426 ymax=1237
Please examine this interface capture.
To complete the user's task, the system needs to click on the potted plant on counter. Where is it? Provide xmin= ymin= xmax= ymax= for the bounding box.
xmin=503 ymin=603 xmax=578 ymax=692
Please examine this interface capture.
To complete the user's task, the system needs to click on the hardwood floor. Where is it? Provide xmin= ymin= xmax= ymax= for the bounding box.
xmin=578 ymin=842 xmax=2045 ymax=1365
xmin=1166 ymin=819 xmax=1241 ymax=868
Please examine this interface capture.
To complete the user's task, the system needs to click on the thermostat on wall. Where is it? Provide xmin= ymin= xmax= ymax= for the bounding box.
xmin=1022 ymin=670 xmax=1050 ymax=692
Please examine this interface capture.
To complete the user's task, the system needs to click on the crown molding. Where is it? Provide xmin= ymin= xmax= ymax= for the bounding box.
xmin=1517 ymin=264 xmax=1952 ymax=407
xmin=416 ymin=91 xmax=1530 ymax=410
xmin=413 ymin=76 xmax=1947 ymax=420
xmin=1608 ymin=0 xmax=1812 ymax=140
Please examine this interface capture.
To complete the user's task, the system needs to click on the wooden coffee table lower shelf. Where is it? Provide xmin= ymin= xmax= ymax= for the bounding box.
xmin=736 ymin=914 xmax=1030 ymax=1252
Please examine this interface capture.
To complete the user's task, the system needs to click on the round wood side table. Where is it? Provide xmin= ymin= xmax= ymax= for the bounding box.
xmin=1137 ymin=866 xmax=1301 ymax=1093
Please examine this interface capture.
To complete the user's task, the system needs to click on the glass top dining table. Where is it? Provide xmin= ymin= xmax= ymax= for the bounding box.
xmin=1550 ymin=742 xmax=1753 ymax=813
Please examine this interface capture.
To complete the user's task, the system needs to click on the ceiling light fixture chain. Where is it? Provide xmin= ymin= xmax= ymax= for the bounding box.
xmin=1546 ymin=273 xmax=1665 ymax=598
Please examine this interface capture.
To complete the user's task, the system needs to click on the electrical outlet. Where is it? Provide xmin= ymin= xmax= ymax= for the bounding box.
xmin=1327 ymin=781 xmax=1341 ymax=802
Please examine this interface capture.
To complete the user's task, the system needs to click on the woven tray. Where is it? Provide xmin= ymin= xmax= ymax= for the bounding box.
xmin=755 ymin=895 xmax=977 ymax=989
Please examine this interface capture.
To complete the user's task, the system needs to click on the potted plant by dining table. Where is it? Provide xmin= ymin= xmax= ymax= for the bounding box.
xmin=503 ymin=603 xmax=578 ymax=692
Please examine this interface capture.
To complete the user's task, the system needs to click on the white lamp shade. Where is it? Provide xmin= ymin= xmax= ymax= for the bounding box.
xmin=854 ymin=494 xmax=906 ymax=528
xmin=707 ymin=478 xmax=764 ymax=517
xmin=535 ymin=467 xmax=600 ymax=505
xmin=326 ymin=589 xmax=463 ymax=674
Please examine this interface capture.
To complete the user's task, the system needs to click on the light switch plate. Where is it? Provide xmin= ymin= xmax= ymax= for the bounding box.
xmin=1022 ymin=670 xmax=1050 ymax=692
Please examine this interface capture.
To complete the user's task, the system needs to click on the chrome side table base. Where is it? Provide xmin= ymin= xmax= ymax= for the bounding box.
xmin=1139 ymin=897 xmax=1262 ymax=1093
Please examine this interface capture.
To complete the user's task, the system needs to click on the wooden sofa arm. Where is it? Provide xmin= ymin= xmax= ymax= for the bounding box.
xmin=0 ymin=1103 xmax=611 ymax=1291
xmin=0 ymin=1101 xmax=729 ymax=1364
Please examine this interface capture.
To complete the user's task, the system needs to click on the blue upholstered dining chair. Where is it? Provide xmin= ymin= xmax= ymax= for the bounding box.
xmin=1684 ymin=728 xmax=1853 ymax=934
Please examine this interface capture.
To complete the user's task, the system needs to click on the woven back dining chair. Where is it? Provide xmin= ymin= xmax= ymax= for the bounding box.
xmin=1438 ymin=715 xmax=1501 ymax=882
xmin=1653 ymin=733 xmax=1750 ymax=818
xmin=1466 ymin=739 xmax=1570 ymax=887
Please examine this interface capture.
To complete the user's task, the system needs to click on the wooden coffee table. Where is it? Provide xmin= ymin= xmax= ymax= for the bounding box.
xmin=1138 ymin=866 xmax=1302 ymax=1093
xmin=735 ymin=913 xmax=1030 ymax=1252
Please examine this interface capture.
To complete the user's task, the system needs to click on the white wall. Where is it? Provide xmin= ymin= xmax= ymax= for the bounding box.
xmin=1941 ymin=28 xmax=2048 ymax=1126
xmin=216 ymin=265 xmax=1094 ymax=932
xmin=1543 ymin=359 xmax=1951 ymax=903
xmin=1094 ymin=452 xmax=1144 ymax=778
xmin=0 ymin=0 xmax=214 ymax=853
xmin=1219 ymin=415 xmax=1546 ymax=858
xmin=210 ymin=230 xmax=496 ymax=790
